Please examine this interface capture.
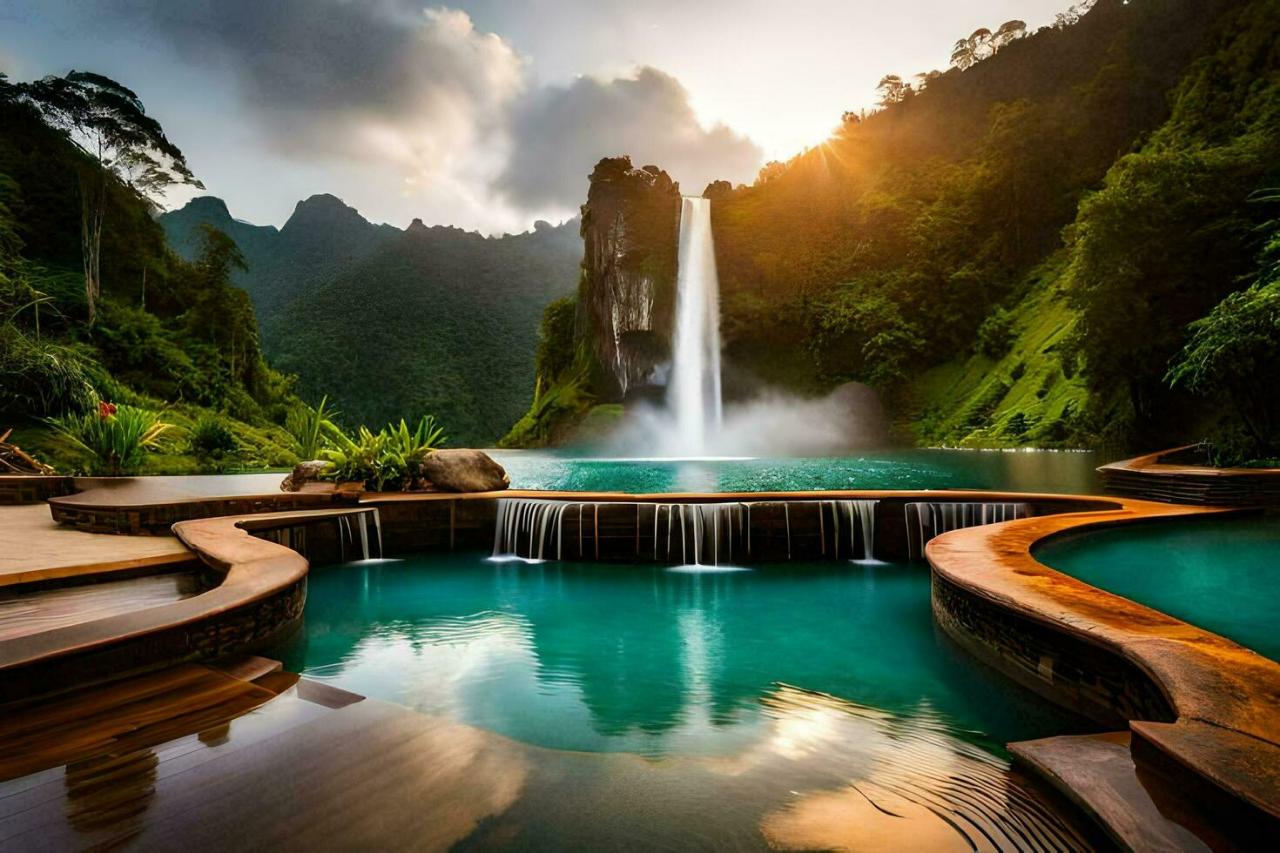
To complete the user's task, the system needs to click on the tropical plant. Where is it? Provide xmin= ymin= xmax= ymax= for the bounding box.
xmin=284 ymin=395 xmax=343 ymax=460
xmin=48 ymin=401 xmax=174 ymax=474
xmin=384 ymin=415 xmax=446 ymax=465
xmin=320 ymin=414 xmax=447 ymax=491
xmin=321 ymin=425 xmax=392 ymax=490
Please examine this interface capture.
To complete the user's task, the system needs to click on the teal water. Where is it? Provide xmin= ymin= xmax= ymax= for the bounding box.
xmin=489 ymin=448 xmax=1100 ymax=494
xmin=273 ymin=554 xmax=1101 ymax=848
xmin=1036 ymin=513 xmax=1280 ymax=662
xmin=278 ymin=553 xmax=1087 ymax=758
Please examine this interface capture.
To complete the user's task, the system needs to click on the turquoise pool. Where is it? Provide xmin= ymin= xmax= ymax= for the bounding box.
xmin=274 ymin=553 xmax=1094 ymax=848
xmin=490 ymin=448 xmax=1101 ymax=494
xmin=1036 ymin=513 xmax=1280 ymax=662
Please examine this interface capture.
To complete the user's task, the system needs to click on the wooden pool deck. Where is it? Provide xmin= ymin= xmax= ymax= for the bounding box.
xmin=0 ymin=504 xmax=191 ymax=588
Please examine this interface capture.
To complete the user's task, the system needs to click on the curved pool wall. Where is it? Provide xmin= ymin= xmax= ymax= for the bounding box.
xmin=926 ymin=500 xmax=1280 ymax=843
xmin=13 ymin=471 xmax=1280 ymax=844
xmin=1034 ymin=511 xmax=1280 ymax=662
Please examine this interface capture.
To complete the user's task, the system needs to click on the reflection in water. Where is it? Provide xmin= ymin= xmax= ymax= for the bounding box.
xmin=271 ymin=554 xmax=1095 ymax=847
xmin=751 ymin=688 xmax=1089 ymax=851
xmin=65 ymin=749 xmax=157 ymax=841
xmin=280 ymin=554 xmax=1088 ymax=756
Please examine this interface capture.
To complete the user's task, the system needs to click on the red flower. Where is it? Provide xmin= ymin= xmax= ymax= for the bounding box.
xmin=98 ymin=401 xmax=118 ymax=419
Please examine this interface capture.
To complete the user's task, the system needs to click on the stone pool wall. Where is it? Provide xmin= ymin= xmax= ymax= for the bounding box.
xmin=370 ymin=494 xmax=1113 ymax=564
xmin=931 ymin=572 xmax=1175 ymax=728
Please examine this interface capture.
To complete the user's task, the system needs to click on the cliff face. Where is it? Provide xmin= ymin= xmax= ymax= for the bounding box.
xmin=578 ymin=157 xmax=681 ymax=400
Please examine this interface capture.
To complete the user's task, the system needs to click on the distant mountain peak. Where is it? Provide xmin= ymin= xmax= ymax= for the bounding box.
xmin=407 ymin=217 xmax=428 ymax=233
xmin=282 ymin=193 xmax=371 ymax=235
xmin=175 ymin=195 xmax=233 ymax=220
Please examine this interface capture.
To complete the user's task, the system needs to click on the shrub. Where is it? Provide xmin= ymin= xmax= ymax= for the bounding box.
xmin=188 ymin=413 xmax=239 ymax=461
xmin=48 ymin=401 xmax=175 ymax=475
xmin=321 ymin=414 xmax=448 ymax=491
xmin=976 ymin=307 xmax=1015 ymax=358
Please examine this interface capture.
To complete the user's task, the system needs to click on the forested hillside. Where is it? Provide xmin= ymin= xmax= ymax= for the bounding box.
xmin=162 ymin=198 xmax=581 ymax=445
xmin=705 ymin=0 xmax=1280 ymax=461
xmin=0 ymin=73 xmax=300 ymax=473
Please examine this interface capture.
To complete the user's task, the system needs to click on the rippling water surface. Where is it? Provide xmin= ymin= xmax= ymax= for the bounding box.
xmin=490 ymin=448 xmax=1101 ymax=494
xmin=276 ymin=554 xmax=1096 ymax=849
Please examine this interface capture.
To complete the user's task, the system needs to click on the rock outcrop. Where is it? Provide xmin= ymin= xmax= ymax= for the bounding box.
xmin=579 ymin=157 xmax=682 ymax=400
xmin=280 ymin=460 xmax=330 ymax=492
xmin=419 ymin=449 xmax=510 ymax=493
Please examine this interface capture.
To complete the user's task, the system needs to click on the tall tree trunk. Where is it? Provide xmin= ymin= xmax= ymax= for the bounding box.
xmin=78 ymin=165 xmax=106 ymax=326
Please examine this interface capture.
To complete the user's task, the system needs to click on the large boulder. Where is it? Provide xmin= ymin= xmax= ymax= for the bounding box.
xmin=281 ymin=460 xmax=330 ymax=492
xmin=419 ymin=449 xmax=510 ymax=493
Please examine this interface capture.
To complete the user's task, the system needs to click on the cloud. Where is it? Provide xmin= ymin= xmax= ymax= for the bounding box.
xmin=498 ymin=66 xmax=763 ymax=209
xmin=141 ymin=2 xmax=523 ymax=174
xmin=30 ymin=2 xmax=761 ymax=226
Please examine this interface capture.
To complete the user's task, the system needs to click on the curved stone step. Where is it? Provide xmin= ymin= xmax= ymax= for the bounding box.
xmin=1011 ymin=731 xmax=1224 ymax=851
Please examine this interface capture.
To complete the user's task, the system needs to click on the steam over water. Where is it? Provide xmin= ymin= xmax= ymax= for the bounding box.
xmin=669 ymin=196 xmax=723 ymax=455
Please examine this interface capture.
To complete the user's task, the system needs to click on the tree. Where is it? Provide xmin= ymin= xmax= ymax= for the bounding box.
xmin=876 ymin=75 xmax=913 ymax=106
xmin=950 ymin=21 xmax=1025 ymax=70
xmin=17 ymin=71 xmax=201 ymax=325
xmin=950 ymin=29 xmax=992 ymax=70
xmin=1167 ymin=197 xmax=1280 ymax=462
xmin=1055 ymin=1 xmax=1099 ymax=29
xmin=993 ymin=20 xmax=1028 ymax=50
xmin=1166 ymin=279 xmax=1280 ymax=461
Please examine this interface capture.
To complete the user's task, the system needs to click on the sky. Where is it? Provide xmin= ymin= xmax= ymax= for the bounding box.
xmin=1 ymin=0 xmax=1071 ymax=233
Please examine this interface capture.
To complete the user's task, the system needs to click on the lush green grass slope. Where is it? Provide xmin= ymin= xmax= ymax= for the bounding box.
xmin=700 ymin=0 xmax=1280 ymax=459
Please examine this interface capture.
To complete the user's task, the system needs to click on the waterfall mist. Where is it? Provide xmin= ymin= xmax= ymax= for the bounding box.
xmin=600 ymin=196 xmax=886 ymax=459
xmin=606 ymin=383 xmax=886 ymax=458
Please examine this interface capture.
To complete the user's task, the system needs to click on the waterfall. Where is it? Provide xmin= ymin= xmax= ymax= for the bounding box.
xmin=491 ymin=498 xmax=879 ymax=566
xmin=904 ymin=502 xmax=1029 ymax=560
xmin=821 ymin=499 xmax=878 ymax=561
xmin=669 ymin=197 xmax=723 ymax=455
xmin=336 ymin=508 xmax=383 ymax=561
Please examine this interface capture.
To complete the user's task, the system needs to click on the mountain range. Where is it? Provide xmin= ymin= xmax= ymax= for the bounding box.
xmin=161 ymin=194 xmax=581 ymax=445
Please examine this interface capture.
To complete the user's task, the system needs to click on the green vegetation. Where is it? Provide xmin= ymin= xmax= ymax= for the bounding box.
xmin=1166 ymin=193 xmax=1280 ymax=464
xmin=499 ymin=296 xmax=596 ymax=447
xmin=699 ymin=0 xmax=1279 ymax=461
xmin=321 ymin=415 xmax=447 ymax=491
xmin=0 ymin=70 xmax=465 ymax=476
xmin=47 ymin=401 xmax=173 ymax=475
xmin=161 ymin=198 xmax=580 ymax=447
xmin=283 ymin=394 xmax=342 ymax=461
